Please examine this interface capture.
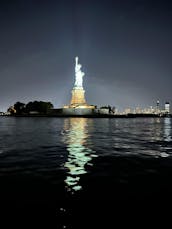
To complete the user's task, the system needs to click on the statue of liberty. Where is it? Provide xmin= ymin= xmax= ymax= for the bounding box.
xmin=74 ymin=56 xmax=85 ymax=88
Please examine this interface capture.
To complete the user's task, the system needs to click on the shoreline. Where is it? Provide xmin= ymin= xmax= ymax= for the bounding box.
xmin=1 ymin=114 xmax=171 ymax=118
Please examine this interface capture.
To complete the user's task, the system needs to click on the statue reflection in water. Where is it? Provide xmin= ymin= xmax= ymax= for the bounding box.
xmin=62 ymin=118 xmax=96 ymax=192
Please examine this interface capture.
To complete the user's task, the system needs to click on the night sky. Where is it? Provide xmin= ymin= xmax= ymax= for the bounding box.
xmin=0 ymin=0 xmax=172 ymax=111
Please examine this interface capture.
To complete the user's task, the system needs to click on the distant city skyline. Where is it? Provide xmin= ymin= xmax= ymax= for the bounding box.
xmin=0 ymin=0 xmax=172 ymax=111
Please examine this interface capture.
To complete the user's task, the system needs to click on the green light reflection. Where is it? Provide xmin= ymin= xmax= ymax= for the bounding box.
xmin=63 ymin=118 xmax=96 ymax=192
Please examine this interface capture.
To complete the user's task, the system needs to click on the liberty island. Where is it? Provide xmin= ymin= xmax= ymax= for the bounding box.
xmin=2 ymin=56 xmax=171 ymax=117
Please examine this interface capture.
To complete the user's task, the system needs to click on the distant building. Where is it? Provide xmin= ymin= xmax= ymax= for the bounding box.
xmin=135 ymin=107 xmax=142 ymax=114
xmin=155 ymin=100 xmax=160 ymax=114
xmin=165 ymin=102 xmax=170 ymax=114
xmin=124 ymin=108 xmax=132 ymax=114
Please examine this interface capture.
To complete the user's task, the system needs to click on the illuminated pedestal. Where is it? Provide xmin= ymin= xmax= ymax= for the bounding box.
xmin=63 ymin=86 xmax=95 ymax=115
xmin=63 ymin=86 xmax=95 ymax=110
xmin=70 ymin=87 xmax=87 ymax=107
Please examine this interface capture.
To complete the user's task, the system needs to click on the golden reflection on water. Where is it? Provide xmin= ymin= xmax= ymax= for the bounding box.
xmin=62 ymin=118 xmax=96 ymax=192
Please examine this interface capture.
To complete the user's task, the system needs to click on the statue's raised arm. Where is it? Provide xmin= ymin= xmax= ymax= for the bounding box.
xmin=75 ymin=56 xmax=78 ymax=66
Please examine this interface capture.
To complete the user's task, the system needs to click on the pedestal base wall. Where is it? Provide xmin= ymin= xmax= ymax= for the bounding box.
xmin=70 ymin=87 xmax=87 ymax=106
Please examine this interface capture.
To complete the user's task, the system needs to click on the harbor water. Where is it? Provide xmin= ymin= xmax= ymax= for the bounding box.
xmin=0 ymin=117 xmax=172 ymax=227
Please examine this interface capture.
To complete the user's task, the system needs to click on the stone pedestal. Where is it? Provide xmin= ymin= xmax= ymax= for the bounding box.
xmin=70 ymin=87 xmax=87 ymax=107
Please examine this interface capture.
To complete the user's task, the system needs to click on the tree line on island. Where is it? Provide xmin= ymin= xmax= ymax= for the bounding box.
xmin=8 ymin=101 xmax=54 ymax=115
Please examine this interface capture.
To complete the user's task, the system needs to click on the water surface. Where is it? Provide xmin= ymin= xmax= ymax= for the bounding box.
xmin=0 ymin=117 xmax=172 ymax=227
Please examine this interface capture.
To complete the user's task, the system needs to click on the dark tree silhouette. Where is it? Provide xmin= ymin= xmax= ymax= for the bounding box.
xmin=9 ymin=101 xmax=54 ymax=115
xmin=14 ymin=102 xmax=25 ymax=114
